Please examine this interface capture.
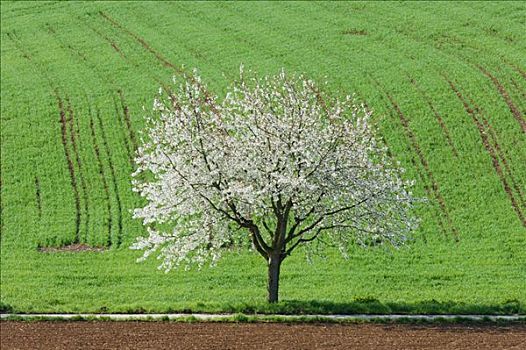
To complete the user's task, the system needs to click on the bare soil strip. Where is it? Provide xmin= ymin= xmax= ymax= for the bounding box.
xmin=387 ymin=127 xmax=454 ymax=239
xmin=407 ymin=77 xmax=459 ymax=157
xmin=478 ymin=65 xmax=526 ymax=133
xmin=387 ymin=93 xmax=458 ymax=237
xmin=445 ymin=77 xmax=526 ymax=227
xmin=38 ymin=243 xmax=106 ymax=253
xmin=2 ymin=321 xmax=525 ymax=350
xmin=462 ymin=89 xmax=526 ymax=207
xmin=83 ymin=18 xmax=170 ymax=92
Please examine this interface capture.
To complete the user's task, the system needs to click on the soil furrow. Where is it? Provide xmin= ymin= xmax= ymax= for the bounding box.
xmin=34 ymin=176 xmax=42 ymax=218
xmin=96 ymin=108 xmax=123 ymax=247
xmin=407 ymin=77 xmax=458 ymax=157
xmin=445 ymin=77 xmax=526 ymax=227
xmin=372 ymin=93 xmax=448 ymax=237
xmin=477 ymin=65 xmax=526 ymax=133
xmin=88 ymin=111 xmax=113 ymax=247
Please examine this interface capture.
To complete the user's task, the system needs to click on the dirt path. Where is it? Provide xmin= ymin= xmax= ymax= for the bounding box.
xmin=1 ymin=321 xmax=525 ymax=350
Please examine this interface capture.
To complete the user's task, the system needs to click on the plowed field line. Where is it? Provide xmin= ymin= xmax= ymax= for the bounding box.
xmin=88 ymin=108 xmax=113 ymax=247
xmin=478 ymin=65 xmax=526 ymax=133
xmin=445 ymin=77 xmax=526 ymax=227
xmin=407 ymin=77 xmax=458 ymax=157
xmin=96 ymin=108 xmax=123 ymax=247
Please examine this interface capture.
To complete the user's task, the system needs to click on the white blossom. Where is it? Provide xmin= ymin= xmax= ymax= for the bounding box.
xmin=131 ymin=67 xmax=418 ymax=300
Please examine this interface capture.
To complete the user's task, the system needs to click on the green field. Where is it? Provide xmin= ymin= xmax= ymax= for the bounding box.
xmin=1 ymin=1 xmax=525 ymax=314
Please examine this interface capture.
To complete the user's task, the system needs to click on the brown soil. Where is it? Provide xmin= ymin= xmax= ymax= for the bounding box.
xmin=1 ymin=321 xmax=525 ymax=350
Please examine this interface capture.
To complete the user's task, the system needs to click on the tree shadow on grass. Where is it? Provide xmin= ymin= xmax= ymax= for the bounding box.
xmin=230 ymin=298 xmax=524 ymax=315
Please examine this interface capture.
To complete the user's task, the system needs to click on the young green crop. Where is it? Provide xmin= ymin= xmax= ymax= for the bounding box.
xmin=1 ymin=1 xmax=525 ymax=314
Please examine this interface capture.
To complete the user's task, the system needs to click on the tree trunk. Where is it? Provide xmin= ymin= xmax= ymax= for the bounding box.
xmin=267 ymin=253 xmax=282 ymax=303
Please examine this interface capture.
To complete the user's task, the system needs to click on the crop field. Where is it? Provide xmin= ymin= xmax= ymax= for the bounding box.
xmin=1 ymin=1 xmax=525 ymax=314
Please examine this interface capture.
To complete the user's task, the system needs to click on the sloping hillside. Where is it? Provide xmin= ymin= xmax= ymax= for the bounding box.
xmin=1 ymin=1 xmax=525 ymax=313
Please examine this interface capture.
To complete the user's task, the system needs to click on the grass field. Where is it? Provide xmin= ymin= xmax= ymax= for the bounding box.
xmin=1 ymin=1 xmax=525 ymax=314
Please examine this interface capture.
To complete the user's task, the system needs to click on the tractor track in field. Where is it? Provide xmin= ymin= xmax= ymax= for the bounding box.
xmin=463 ymin=95 xmax=526 ymax=209
xmin=368 ymin=84 xmax=449 ymax=237
xmin=45 ymin=25 xmax=137 ymax=170
xmin=82 ymin=18 xmax=172 ymax=93
xmin=407 ymin=76 xmax=459 ymax=157
xmin=477 ymin=65 xmax=526 ymax=134
xmin=117 ymin=90 xmax=138 ymax=154
xmin=88 ymin=108 xmax=113 ymax=247
xmin=65 ymin=99 xmax=90 ymax=243
xmin=508 ymin=78 xmax=526 ymax=117
xmin=372 ymin=78 xmax=458 ymax=238
xmin=98 ymin=11 xmax=182 ymax=73
xmin=97 ymin=11 xmax=219 ymax=111
xmin=110 ymin=94 xmax=135 ymax=168
xmin=379 ymin=132 xmax=448 ymax=238
xmin=445 ymin=77 xmax=526 ymax=227
xmin=56 ymin=94 xmax=82 ymax=243
xmin=5 ymin=32 xmax=83 ymax=242
xmin=95 ymin=108 xmax=123 ymax=247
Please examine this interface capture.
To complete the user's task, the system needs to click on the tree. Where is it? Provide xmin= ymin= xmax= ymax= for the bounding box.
xmin=131 ymin=68 xmax=418 ymax=303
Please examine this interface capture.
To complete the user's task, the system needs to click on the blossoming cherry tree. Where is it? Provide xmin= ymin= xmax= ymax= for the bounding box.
xmin=132 ymin=69 xmax=417 ymax=303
